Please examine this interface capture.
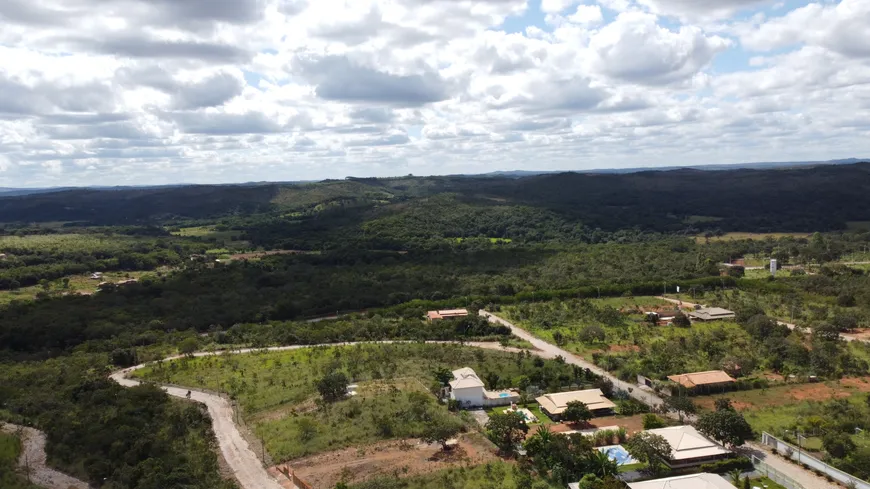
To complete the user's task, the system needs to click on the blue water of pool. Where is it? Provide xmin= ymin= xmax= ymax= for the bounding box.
xmin=598 ymin=445 xmax=638 ymax=466
xmin=499 ymin=393 xmax=510 ymax=398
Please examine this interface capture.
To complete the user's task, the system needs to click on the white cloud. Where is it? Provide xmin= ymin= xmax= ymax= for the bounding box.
xmin=568 ymin=5 xmax=604 ymax=25
xmin=588 ymin=12 xmax=731 ymax=85
xmin=0 ymin=0 xmax=867 ymax=186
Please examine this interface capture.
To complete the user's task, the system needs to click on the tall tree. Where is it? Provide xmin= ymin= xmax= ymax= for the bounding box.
xmin=696 ymin=410 xmax=754 ymax=448
xmin=625 ymin=432 xmax=673 ymax=475
xmin=562 ymin=401 xmax=593 ymax=425
xmin=485 ymin=411 xmax=528 ymax=454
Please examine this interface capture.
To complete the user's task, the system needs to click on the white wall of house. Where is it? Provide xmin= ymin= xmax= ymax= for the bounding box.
xmin=451 ymin=386 xmax=486 ymax=407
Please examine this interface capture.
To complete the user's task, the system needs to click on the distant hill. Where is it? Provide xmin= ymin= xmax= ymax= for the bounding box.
xmin=2 ymin=161 xmax=870 ymax=233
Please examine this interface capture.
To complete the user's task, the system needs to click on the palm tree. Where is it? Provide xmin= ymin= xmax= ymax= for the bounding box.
xmin=587 ymin=449 xmax=619 ymax=478
xmin=729 ymin=469 xmax=743 ymax=486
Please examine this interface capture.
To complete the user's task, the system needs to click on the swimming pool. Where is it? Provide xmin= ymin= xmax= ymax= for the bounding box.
xmin=597 ymin=445 xmax=638 ymax=466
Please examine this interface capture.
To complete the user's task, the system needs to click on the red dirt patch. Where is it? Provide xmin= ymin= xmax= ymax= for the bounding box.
xmin=840 ymin=377 xmax=870 ymax=392
xmin=843 ymin=328 xmax=870 ymax=340
xmin=274 ymin=435 xmax=498 ymax=489
xmin=789 ymin=383 xmax=854 ymax=401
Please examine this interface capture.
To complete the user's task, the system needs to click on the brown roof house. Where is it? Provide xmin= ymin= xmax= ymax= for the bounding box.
xmin=668 ymin=370 xmax=735 ymax=394
xmin=427 ymin=309 xmax=469 ymax=321
xmin=535 ymin=389 xmax=616 ymax=421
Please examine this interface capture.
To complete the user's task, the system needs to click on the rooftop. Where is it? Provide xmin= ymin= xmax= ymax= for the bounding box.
xmin=626 ymin=473 xmax=735 ymax=489
xmin=643 ymin=426 xmax=732 ymax=461
xmin=535 ymin=389 xmax=616 ymax=415
xmin=427 ymin=309 xmax=469 ymax=320
xmin=688 ymin=307 xmax=735 ymax=320
xmin=667 ymin=370 xmax=735 ymax=388
xmin=449 ymin=367 xmax=485 ymax=389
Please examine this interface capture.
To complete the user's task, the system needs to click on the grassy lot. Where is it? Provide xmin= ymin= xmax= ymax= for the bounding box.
xmin=751 ymin=476 xmax=787 ymax=489
xmin=348 ymin=460 xmax=562 ymax=489
xmin=486 ymin=403 xmax=553 ymax=426
xmin=134 ymin=343 xmax=584 ymax=460
xmin=693 ymin=378 xmax=870 ymax=435
xmin=0 ymin=270 xmax=161 ymax=305
xmin=501 ymin=297 xmax=767 ymax=381
xmin=0 ymin=233 xmax=134 ymax=253
xmin=694 ymin=233 xmax=811 ymax=244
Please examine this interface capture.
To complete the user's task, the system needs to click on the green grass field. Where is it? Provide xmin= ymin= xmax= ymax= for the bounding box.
xmin=693 ymin=378 xmax=870 ymax=435
xmin=0 ymin=269 xmax=160 ymax=306
xmin=486 ymin=403 xmax=553 ymax=426
xmin=0 ymin=233 xmax=135 ymax=254
xmin=134 ymin=343 xmax=581 ymax=460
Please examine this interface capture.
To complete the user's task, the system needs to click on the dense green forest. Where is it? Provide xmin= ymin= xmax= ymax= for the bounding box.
xmin=3 ymin=164 xmax=870 ymax=489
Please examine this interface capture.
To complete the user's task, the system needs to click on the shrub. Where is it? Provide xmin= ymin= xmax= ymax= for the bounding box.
xmin=699 ymin=457 xmax=753 ymax=474
xmin=642 ymin=414 xmax=666 ymax=430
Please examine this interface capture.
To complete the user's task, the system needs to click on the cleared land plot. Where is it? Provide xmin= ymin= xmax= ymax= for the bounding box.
xmin=0 ymin=270 xmax=158 ymax=305
xmin=345 ymin=460 xmax=562 ymax=489
xmin=133 ymin=343 xmax=581 ymax=461
xmin=278 ymin=433 xmax=498 ymax=489
xmin=500 ymin=297 xmax=773 ymax=380
xmin=693 ymin=378 xmax=870 ymax=434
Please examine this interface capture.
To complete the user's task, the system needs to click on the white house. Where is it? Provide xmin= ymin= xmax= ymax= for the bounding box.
xmin=626 ymin=473 xmax=735 ymax=489
xmin=449 ymin=367 xmax=519 ymax=408
xmin=643 ymin=425 xmax=732 ymax=468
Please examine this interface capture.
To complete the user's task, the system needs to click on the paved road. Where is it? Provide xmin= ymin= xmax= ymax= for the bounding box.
xmin=480 ymin=310 xmax=666 ymax=411
xmin=1 ymin=423 xmax=91 ymax=489
xmin=742 ymin=444 xmax=840 ymax=489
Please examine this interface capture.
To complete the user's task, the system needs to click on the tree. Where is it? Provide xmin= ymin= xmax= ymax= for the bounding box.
xmin=421 ymin=414 xmax=463 ymax=450
xmin=727 ymin=266 xmax=745 ymax=278
xmin=433 ymin=367 xmax=453 ymax=386
xmin=562 ymin=401 xmax=593 ymax=425
xmin=484 ymin=371 xmax=500 ymax=390
xmin=553 ymin=331 xmax=566 ymax=346
xmin=316 ymin=371 xmax=349 ymax=403
xmin=586 ymin=449 xmax=618 ymax=478
xmin=624 ymin=432 xmax=672 ymax=475
xmin=178 ymin=337 xmax=199 ymax=356
xmin=642 ymin=414 xmax=666 ymax=430
xmin=672 ymin=311 xmax=691 ymax=328
xmin=594 ymin=378 xmax=614 ymax=398
xmin=664 ymin=396 xmax=696 ymax=423
xmin=714 ymin=398 xmax=735 ymax=412
xmin=823 ymin=432 xmax=856 ymax=459
xmin=813 ymin=323 xmax=842 ymax=342
xmin=486 ymin=411 xmax=528 ymax=454
xmin=298 ymin=417 xmax=318 ymax=442
xmin=696 ymin=409 xmax=754 ymax=448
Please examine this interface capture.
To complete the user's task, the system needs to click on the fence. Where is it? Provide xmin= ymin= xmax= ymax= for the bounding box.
xmin=761 ymin=432 xmax=870 ymax=489
xmin=751 ymin=454 xmax=806 ymax=489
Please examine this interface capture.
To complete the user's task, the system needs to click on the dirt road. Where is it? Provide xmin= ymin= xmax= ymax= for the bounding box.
xmin=110 ymin=341 xmax=525 ymax=489
xmin=480 ymin=310 xmax=666 ymax=411
xmin=1 ymin=423 xmax=91 ymax=489
xmin=110 ymin=369 xmax=289 ymax=489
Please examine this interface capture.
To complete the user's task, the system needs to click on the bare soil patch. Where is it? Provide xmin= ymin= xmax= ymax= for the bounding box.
xmin=275 ymin=435 xmax=498 ymax=489
xmin=843 ymin=328 xmax=870 ymax=340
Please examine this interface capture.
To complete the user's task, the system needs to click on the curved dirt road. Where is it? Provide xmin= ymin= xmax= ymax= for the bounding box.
xmin=110 ymin=341 xmax=526 ymax=489
xmin=1 ymin=423 xmax=91 ymax=489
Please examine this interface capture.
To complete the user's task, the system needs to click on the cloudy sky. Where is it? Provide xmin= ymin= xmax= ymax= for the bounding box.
xmin=1 ymin=0 xmax=868 ymax=186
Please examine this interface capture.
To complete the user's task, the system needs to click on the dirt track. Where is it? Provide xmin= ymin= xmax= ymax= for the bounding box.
xmin=109 ymin=341 xmax=526 ymax=489
xmin=1 ymin=423 xmax=91 ymax=489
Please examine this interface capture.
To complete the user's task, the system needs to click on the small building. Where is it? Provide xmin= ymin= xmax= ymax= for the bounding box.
xmin=427 ymin=309 xmax=469 ymax=321
xmin=667 ymin=370 xmax=736 ymax=391
xmin=448 ymin=367 xmax=519 ymax=408
xmin=117 ymin=279 xmax=139 ymax=286
xmin=90 ymin=272 xmax=103 ymax=280
xmin=0 ymin=253 xmax=7 ymax=260
xmin=535 ymin=389 xmax=616 ymax=421
xmin=687 ymin=307 xmax=735 ymax=321
xmin=642 ymin=426 xmax=732 ymax=469
xmin=625 ymin=473 xmax=735 ymax=489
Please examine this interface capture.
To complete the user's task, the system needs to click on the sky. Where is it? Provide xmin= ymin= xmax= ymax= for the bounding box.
xmin=0 ymin=0 xmax=868 ymax=187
